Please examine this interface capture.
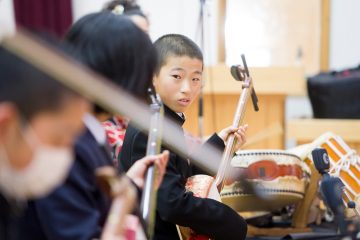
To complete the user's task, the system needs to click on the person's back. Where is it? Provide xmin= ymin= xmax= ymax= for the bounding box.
xmin=120 ymin=34 xmax=248 ymax=240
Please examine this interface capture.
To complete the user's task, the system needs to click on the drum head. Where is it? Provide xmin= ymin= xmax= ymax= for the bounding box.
xmin=239 ymin=211 xmax=270 ymax=220
xmin=222 ymin=192 xmax=303 ymax=212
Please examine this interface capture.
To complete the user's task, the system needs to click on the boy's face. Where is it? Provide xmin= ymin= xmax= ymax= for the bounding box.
xmin=0 ymin=97 xmax=89 ymax=170
xmin=0 ymin=97 xmax=89 ymax=199
xmin=153 ymin=56 xmax=203 ymax=113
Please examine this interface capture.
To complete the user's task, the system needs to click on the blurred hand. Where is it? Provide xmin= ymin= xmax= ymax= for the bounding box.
xmin=126 ymin=150 xmax=169 ymax=189
xmin=217 ymin=124 xmax=248 ymax=151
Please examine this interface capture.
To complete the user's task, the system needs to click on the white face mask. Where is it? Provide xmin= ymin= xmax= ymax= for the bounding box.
xmin=0 ymin=133 xmax=74 ymax=200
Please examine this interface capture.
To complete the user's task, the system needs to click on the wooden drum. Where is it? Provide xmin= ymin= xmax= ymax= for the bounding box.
xmin=220 ymin=150 xmax=311 ymax=212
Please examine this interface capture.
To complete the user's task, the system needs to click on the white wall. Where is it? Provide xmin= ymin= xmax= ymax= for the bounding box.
xmin=72 ymin=0 xmax=218 ymax=65
xmin=0 ymin=0 xmax=218 ymax=63
xmin=138 ymin=0 xmax=199 ymax=41
xmin=138 ymin=0 xmax=218 ymax=65
xmin=2 ymin=0 xmax=360 ymax=69
xmin=70 ymin=0 xmax=360 ymax=70
xmin=0 ymin=0 xmax=15 ymax=38
xmin=330 ymin=0 xmax=360 ymax=70
xmin=72 ymin=0 xmax=109 ymax=22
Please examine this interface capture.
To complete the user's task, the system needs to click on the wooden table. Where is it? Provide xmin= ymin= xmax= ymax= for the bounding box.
xmin=287 ymin=118 xmax=360 ymax=152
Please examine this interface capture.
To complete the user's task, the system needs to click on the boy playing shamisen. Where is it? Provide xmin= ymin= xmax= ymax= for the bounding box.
xmin=120 ymin=34 xmax=248 ymax=240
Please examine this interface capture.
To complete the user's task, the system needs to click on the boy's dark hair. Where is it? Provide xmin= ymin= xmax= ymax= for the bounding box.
xmin=0 ymin=46 xmax=78 ymax=121
xmin=153 ymin=34 xmax=203 ymax=75
xmin=103 ymin=0 xmax=147 ymax=20
xmin=65 ymin=12 xmax=156 ymax=101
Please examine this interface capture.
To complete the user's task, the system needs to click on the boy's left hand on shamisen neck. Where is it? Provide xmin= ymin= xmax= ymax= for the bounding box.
xmin=217 ymin=124 xmax=248 ymax=151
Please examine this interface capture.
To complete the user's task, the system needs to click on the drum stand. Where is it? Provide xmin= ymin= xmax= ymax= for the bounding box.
xmin=247 ymin=164 xmax=321 ymax=237
xmin=292 ymin=164 xmax=322 ymax=228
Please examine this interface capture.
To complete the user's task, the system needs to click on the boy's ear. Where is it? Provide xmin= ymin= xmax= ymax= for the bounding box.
xmin=152 ymin=74 xmax=158 ymax=87
xmin=0 ymin=103 xmax=18 ymax=140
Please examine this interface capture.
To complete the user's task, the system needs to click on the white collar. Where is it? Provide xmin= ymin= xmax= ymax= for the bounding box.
xmin=176 ymin=112 xmax=186 ymax=120
xmin=83 ymin=113 xmax=107 ymax=145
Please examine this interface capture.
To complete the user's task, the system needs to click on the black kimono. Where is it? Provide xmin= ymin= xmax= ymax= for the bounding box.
xmin=120 ymin=105 xmax=247 ymax=240
xmin=0 ymin=194 xmax=25 ymax=240
xmin=17 ymin=114 xmax=139 ymax=240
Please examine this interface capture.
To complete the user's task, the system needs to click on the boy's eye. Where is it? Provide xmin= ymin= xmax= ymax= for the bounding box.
xmin=172 ymin=75 xmax=181 ymax=80
xmin=192 ymin=78 xmax=201 ymax=82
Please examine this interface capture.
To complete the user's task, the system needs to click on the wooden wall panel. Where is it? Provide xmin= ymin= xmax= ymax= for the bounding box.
xmin=183 ymin=94 xmax=285 ymax=150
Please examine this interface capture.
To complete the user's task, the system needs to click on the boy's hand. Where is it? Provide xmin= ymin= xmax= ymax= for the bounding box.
xmin=126 ymin=150 xmax=169 ymax=189
xmin=217 ymin=124 xmax=248 ymax=151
